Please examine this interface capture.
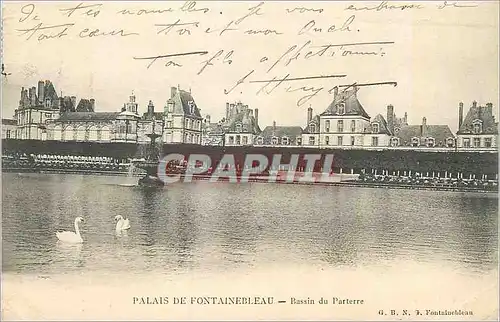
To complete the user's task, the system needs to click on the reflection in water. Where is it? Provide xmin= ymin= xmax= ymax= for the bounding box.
xmin=55 ymin=242 xmax=84 ymax=267
xmin=1 ymin=173 xmax=498 ymax=277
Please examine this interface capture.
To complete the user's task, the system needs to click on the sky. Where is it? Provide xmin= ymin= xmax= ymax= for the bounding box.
xmin=1 ymin=1 xmax=499 ymax=133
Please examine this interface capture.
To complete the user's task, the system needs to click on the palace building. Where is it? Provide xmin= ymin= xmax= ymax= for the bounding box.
xmin=457 ymin=101 xmax=498 ymax=148
xmin=3 ymin=79 xmax=497 ymax=152
xmin=163 ymin=86 xmax=204 ymax=144
xmin=7 ymin=80 xmax=164 ymax=144
xmin=202 ymin=101 xmax=261 ymax=146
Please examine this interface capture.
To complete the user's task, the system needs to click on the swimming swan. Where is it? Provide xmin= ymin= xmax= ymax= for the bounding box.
xmin=56 ymin=217 xmax=84 ymax=243
xmin=115 ymin=215 xmax=131 ymax=231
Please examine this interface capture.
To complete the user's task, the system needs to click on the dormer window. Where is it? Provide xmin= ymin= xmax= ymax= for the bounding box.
xmin=337 ymin=103 xmax=346 ymax=115
xmin=309 ymin=124 xmax=316 ymax=133
xmin=257 ymin=137 xmax=264 ymax=145
xmin=446 ymin=137 xmax=455 ymax=147
xmin=235 ymin=123 xmax=242 ymax=133
xmin=167 ymin=101 xmax=174 ymax=113
xmin=45 ymin=98 xmax=51 ymax=108
xmin=297 ymin=137 xmax=302 ymax=145
xmin=281 ymin=137 xmax=289 ymax=145
xmin=472 ymin=120 xmax=482 ymax=134
xmin=271 ymin=136 xmax=278 ymax=145
xmin=188 ymin=101 xmax=195 ymax=114
xmin=411 ymin=137 xmax=419 ymax=147
xmin=372 ymin=123 xmax=379 ymax=133
xmin=426 ymin=137 xmax=435 ymax=147
xmin=390 ymin=137 xmax=399 ymax=147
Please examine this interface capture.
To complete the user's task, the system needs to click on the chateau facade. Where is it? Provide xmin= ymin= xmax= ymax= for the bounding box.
xmin=3 ymin=80 xmax=498 ymax=152
xmin=163 ymin=86 xmax=203 ymax=145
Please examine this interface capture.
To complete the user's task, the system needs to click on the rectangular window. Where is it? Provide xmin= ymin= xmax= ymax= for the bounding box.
xmin=372 ymin=137 xmax=378 ymax=146
xmin=351 ymin=120 xmax=356 ymax=132
xmin=337 ymin=136 xmax=343 ymax=146
xmin=325 ymin=136 xmax=329 ymax=145
xmin=309 ymin=136 xmax=315 ymax=146
xmin=325 ymin=120 xmax=330 ymax=133
xmin=485 ymin=137 xmax=492 ymax=147
xmin=473 ymin=137 xmax=481 ymax=147
xmin=351 ymin=136 xmax=355 ymax=146
xmin=229 ymin=136 xmax=234 ymax=144
xmin=6 ymin=130 xmax=11 ymax=138
xmin=282 ymin=137 xmax=289 ymax=145
xmin=242 ymin=136 xmax=248 ymax=145
xmin=337 ymin=120 xmax=344 ymax=133
xmin=236 ymin=135 xmax=241 ymax=145
xmin=463 ymin=138 xmax=470 ymax=148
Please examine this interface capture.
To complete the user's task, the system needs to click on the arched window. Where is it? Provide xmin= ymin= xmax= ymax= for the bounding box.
xmin=271 ymin=136 xmax=278 ymax=145
xmin=411 ymin=137 xmax=420 ymax=147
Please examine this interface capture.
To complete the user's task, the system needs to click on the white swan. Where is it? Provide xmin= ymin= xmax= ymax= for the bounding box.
xmin=115 ymin=215 xmax=131 ymax=231
xmin=56 ymin=217 xmax=84 ymax=244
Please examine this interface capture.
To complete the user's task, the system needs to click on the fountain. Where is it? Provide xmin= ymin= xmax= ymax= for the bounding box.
xmin=132 ymin=133 xmax=165 ymax=188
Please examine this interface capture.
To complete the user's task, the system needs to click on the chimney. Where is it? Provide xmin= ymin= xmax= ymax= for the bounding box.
xmin=230 ymin=103 xmax=235 ymax=117
xmin=226 ymin=102 xmax=230 ymax=119
xmin=387 ymin=104 xmax=394 ymax=134
xmin=254 ymin=108 xmax=259 ymax=127
xmin=58 ymin=97 xmax=64 ymax=112
xmin=148 ymin=100 xmax=155 ymax=118
xmin=37 ymin=81 xmax=45 ymax=103
xmin=70 ymin=96 xmax=77 ymax=110
xmin=273 ymin=120 xmax=276 ymax=132
xmin=404 ymin=112 xmax=408 ymax=125
xmin=458 ymin=102 xmax=464 ymax=128
xmin=472 ymin=100 xmax=477 ymax=108
xmin=307 ymin=105 xmax=313 ymax=124
xmin=171 ymin=87 xmax=177 ymax=98
xmin=206 ymin=114 xmax=211 ymax=123
xmin=29 ymin=87 xmax=37 ymax=106
xmin=89 ymin=98 xmax=95 ymax=112
xmin=421 ymin=117 xmax=427 ymax=137
xmin=486 ymin=103 xmax=493 ymax=115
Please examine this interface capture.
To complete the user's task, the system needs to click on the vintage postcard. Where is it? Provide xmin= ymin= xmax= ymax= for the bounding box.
xmin=1 ymin=0 xmax=498 ymax=320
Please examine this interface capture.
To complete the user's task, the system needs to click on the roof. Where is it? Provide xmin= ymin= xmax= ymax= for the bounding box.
xmin=2 ymin=118 xmax=17 ymax=126
xmin=321 ymin=87 xmax=370 ymax=118
xmin=76 ymin=99 xmax=94 ymax=112
xmin=224 ymin=103 xmax=261 ymax=134
xmin=56 ymin=112 xmax=120 ymax=121
xmin=303 ymin=115 xmax=320 ymax=133
xmin=204 ymin=122 xmax=225 ymax=135
xmin=371 ymin=114 xmax=391 ymax=135
xmin=118 ymin=110 xmax=140 ymax=118
xmin=458 ymin=103 xmax=498 ymax=135
xmin=141 ymin=112 xmax=163 ymax=120
xmin=259 ymin=125 xmax=304 ymax=138
xmin=168 ymin=87 xmax=202 ymax=118
xmin=396 ymin=124 xmax=455 ymax=146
